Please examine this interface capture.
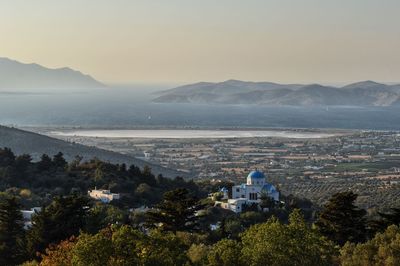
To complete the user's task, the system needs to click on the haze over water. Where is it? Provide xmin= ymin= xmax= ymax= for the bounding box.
xmin=2 ymin=87 xmax=400 ymax=130
xmin=50 ymin=129 xmax=340 ymax=139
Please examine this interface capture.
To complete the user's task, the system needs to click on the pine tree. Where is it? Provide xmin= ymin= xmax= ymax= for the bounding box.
xmin=26 ymin=206 xmax=53 ymax=259
xmin=146 ymin=188 xmax=205 ymax=233
xmin=52 ymin=152 xmax=67 ymax=168
xmin=37 ymin=154 xmax=53 ymax=171
xmin=316 ymin=191 xmax=367 ymax=246
xmin=27 ymin=194 xmax=90 ymax=258
xmin=0 ymin=196 xmax=26 ymax=265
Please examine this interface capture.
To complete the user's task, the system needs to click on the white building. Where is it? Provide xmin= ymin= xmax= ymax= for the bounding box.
xmin=144 ymin=151 xmax=151 ymax=159
xmin=219 ymin=170 xmax=279 ymax=213
xmin=220 ymin=198 xmax=248 ymax=213
xmin=88 ymin=189 xmax=120 ymax=203
xmin=21 ymin=207 xmax=41 ymax=229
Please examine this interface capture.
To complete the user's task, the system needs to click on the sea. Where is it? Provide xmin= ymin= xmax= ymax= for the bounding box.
xmin=1 ymin=86 xmax=400 ymax=130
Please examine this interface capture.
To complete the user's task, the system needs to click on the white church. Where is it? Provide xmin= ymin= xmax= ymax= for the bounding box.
xmin=219 ymin=170 xmax=280 ymax=213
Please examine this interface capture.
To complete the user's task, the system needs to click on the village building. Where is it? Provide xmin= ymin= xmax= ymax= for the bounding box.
xmin=88 ymin=188 xmax=120 ymax=203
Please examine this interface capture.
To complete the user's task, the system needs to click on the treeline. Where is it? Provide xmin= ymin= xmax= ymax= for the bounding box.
xmin=0 ymin=147 xmax=204 ymax=208
xmin=1 ymin=188 xmax=400 ymax=265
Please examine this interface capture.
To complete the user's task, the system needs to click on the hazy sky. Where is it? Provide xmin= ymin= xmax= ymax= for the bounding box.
xmin=1 ymin=0 xmax=400 ymax=84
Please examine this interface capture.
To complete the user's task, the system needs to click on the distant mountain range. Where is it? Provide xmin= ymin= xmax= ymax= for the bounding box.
xmin=0 ymin=125 xmax=184 ymax=177
xmin=153 ymin=80 xmax=400 ymax=106
xmin=0 ymin=57 xmax=105 ymax=90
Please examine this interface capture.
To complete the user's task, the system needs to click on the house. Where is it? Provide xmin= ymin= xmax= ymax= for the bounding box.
xmin=88 ymin=189 xmax=120 ymax=203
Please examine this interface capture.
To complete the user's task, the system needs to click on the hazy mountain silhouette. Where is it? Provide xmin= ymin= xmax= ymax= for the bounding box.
xmin=0 ymin=57 xmax=105 ymax=90
xmin=153 ymin=80 xmax=400 ymax=106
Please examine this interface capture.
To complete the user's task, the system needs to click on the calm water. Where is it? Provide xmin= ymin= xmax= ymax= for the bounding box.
xmin=50 ymin=129 xmax=341 ymax=139
xmin=1 ymin=87 xmax=400 ymax=130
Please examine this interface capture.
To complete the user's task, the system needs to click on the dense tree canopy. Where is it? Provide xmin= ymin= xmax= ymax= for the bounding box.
xmin=39 ymin=237 xmax=77 ymax=266
xmin=40 ymin=226 xmax=189 ymax=266
xmin=340 ymin=225 xmax=400 ymax=266
xmin=241 ymin=209 xmax=337 ymax=266
xmin=207 ymin=239 xmax=242 ymax=266
xmin=36 ymin=209 xmax=338 ymax=266
xmin=0 ymin=147 xmax=206 ymax=209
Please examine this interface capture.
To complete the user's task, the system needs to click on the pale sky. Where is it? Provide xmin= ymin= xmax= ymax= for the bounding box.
xmin=1 ymin=0 xmax=400 ymax=84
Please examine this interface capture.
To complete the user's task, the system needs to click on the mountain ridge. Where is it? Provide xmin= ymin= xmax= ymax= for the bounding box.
xmin=153 ymin=80 xmax=400 ymax=106
xmin=0 ymin=57 xmax=105 ymax=90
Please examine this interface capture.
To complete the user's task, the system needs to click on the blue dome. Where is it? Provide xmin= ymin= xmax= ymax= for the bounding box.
xmin=247 ymin=170 xmax=265 ymax=179
xmin=262 ymin=183 xmax=277 ymax=193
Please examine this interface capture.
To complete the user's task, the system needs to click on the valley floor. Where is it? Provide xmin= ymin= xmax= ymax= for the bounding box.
xmin=30 ymin=127 xmax=400 ymax=211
